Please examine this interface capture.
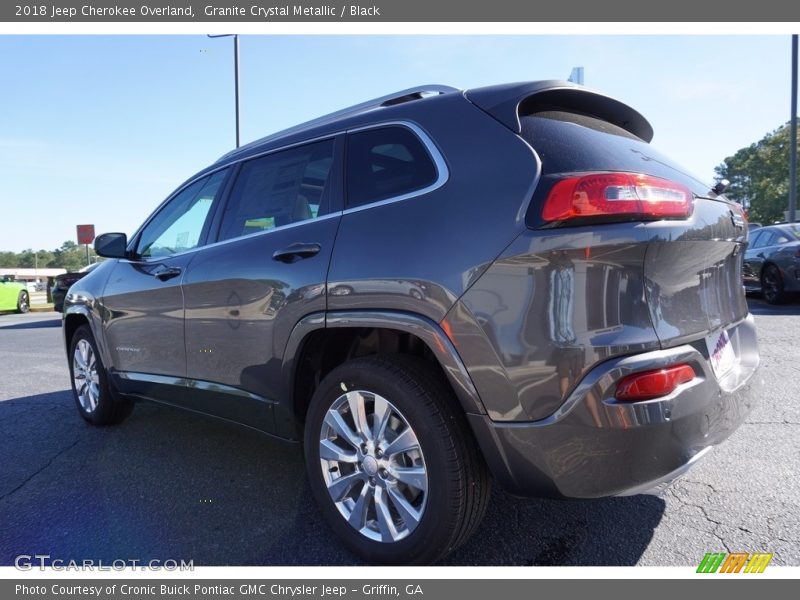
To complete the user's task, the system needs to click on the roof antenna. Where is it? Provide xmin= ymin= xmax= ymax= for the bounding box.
xmin=568 ymin=67 xmax=584 ymax=85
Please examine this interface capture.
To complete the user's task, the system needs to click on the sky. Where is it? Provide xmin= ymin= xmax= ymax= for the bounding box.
xmin=0 ymin=34 xmax=794 ymax=252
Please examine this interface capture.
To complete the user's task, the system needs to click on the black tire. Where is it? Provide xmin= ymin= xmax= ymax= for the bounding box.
xmin=304 ymin=355 xmax=490 ymax=565
xmin=68 ymin=324 xmax=133 ymax=426
xmin=761 ymin=264 xmax=786 ymax=305
xmin=16 ymin=291 xmax=29 ymax=313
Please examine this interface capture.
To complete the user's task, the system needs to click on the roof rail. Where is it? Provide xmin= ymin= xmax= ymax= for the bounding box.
xmin=270 ymin=85 xmax=457 ymax=137
xmin=219 ymin=85 xmax=458 ymax=161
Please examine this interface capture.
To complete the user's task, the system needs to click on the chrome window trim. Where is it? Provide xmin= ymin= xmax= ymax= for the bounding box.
xmin=511 ymin=132 xmax=544 ymax=227
xmin=122 ymin=212 xmax=342 ymax=264
xmin=217 ymin=132 xmax=340 ymax=169
xmin=128 ymin=136 xmax=339 ymax=255
xmin=217 ymin=85 xmax=458 ymax=163
xmin=342 ymin=121 xmax=450 ymax=215
xmin=125 ymin=120 xmax=448 ymax=263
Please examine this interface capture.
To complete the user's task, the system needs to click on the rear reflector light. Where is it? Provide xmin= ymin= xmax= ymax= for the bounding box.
xmin=738 ymin=204 xmax=749 ymax=224
xmin=542 ymin=173 xmax=693 ymax=223
xmin=615 ymin=364 xmax=696 ymax=402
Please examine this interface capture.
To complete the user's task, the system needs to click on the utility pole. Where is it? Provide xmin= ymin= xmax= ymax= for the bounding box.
xmin=790 ymin=34 xmax=798 ymax=223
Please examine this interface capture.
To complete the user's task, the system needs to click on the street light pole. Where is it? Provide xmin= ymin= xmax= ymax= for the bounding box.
xmin=234 ymin=34 xmax=240 ymax=148
xmin=208 ymin=34 xmax=241 ymax=148
xmin=790 ymin=34 xmax=798 ymax=223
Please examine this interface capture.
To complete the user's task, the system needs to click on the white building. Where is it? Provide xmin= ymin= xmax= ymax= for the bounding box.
xmin=0 ymin=267 xmax=67 ymax=282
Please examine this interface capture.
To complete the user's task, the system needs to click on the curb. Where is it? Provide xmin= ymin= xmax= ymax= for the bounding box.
xmin=30 ymin=306 xmax=55 ymax=313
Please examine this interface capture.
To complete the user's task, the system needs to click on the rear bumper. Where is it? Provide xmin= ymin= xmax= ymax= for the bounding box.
xmin=469 ymin=314 xmax=761 ymax=498
xmin=51 ymin=289 xmax=66 ymax=312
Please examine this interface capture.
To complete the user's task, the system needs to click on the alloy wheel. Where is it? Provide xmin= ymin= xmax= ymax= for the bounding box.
xmin=319 ymin=390 xmax=428 ymax=543
xmin=73 ymin=339 xmax=100 ymax=413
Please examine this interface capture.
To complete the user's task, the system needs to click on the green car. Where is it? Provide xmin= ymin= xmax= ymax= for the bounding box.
xmin=0 ymin=277 xmax=30 ymax=313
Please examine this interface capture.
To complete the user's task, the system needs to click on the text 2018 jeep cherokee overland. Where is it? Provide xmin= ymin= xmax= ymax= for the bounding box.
xmin=63 ymin=81 xmax=760 ymax=564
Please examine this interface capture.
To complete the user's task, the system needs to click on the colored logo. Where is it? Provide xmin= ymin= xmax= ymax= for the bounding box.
xmin=697 ymin=552 xmax=773 ymax=573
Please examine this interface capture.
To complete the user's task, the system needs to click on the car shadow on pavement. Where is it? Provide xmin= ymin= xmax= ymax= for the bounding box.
xmin=444 ymin=489 xmax=664 ymax=566
xmin=0 ymin=318 xmax=61 ymax=329
xmin=0 ymin=392 xmax=663 ymax=567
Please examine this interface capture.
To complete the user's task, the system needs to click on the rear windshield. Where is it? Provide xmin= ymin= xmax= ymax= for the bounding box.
xmin=520 ymin=111 xmax=712 ymax=198
xmin=777 ymin=224 xmax=800 ymax=242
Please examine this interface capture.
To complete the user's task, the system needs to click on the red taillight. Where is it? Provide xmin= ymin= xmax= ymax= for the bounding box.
xmin=542 ymin=173 xmax=694 ymax=223
xmin=615 ymin=364 xmax=696 ymax=402
xmin=738 ymin=204 xmax=749 ymax=224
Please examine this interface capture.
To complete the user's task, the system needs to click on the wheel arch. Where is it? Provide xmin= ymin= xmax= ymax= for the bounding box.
xmin=62 ymin=306 xmax=112 ymax=369
xmin=760 ymin=260 xmax=780 ymax=276
xmin=63 ymin=310 xmax=90 ymax=350
xmin=759 ymin=260 xmax=785 ymax=290
xmin=280 ymin=310 xmax=486 ymax=437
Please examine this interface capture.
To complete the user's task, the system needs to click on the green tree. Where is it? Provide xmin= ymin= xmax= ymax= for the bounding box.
xmin=16 ymin=249 xmax=56 ymax=269
xmin=0 ymin=241 xmax=96 ymax=271
xmin=715 ymin=120 xmax=799 ymax=223
xmin=0 ymin=252 xmax=18 ymax=268
xmin=50 ymin=240 xmax=96 ymax=271
xmin=16 ymin=249 xmax=35 ymax=268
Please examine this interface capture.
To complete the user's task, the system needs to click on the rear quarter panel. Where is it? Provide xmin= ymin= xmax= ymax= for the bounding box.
xmin=328 ymin=95 xmax=540 ymax=322
xmin=444 ymin=224 xmax=658 ymax=421
xmin=444 ymin=199 xmax=749 ymax=422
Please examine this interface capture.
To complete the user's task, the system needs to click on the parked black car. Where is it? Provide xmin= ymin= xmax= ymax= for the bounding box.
xmin=52 ymin=263 xmax=99 ymax=312
xmin=743 ymin=222 xmax=800 ymax=303
xmin=63 ymin=81 xmax=760 ymax=564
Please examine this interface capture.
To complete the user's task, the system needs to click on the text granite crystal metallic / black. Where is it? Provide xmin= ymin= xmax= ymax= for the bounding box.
xmin=62 ymin=80 xmax=761 ymax=564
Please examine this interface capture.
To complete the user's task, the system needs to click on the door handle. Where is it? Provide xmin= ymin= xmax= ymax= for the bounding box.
xmin=757 ymin=252 xmax=765 ymax=259
xmin=153 ymin=266 xmax=182 ymax=281
xmin=273 ymin=243 xmax=321 ymax=263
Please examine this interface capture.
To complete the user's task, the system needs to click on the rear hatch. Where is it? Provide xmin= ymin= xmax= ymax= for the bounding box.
xmin=54 ymin=272 xmax=86 ymax=291
xmin=517 ymin=109 xmax=749 ymax=347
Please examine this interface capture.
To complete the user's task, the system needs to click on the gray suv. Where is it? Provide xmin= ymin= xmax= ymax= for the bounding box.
xmin=63 ymin=81 xmax=760 ymax=564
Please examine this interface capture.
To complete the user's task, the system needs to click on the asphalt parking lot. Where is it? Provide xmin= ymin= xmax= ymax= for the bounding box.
xmin=0 ymin=298 xmax=798 ymax=567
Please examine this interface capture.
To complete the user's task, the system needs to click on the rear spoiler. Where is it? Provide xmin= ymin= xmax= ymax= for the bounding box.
xmin=465 ymin=80 xmax=654 ymax=143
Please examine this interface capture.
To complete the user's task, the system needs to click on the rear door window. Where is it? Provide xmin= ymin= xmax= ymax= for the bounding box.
xmin=748 ymin=230 xmax=763 ymax=249
xmin=346 ymin=126 xmax=438 ymax=208
xmin=753 ymin=231 xmax=776 ymax=248
xmin=218 ymin=139 xmax=335 ymax=242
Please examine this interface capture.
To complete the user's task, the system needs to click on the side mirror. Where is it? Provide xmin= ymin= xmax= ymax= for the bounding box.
xmin=94 ymin=232 xmax=128 ymax=259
